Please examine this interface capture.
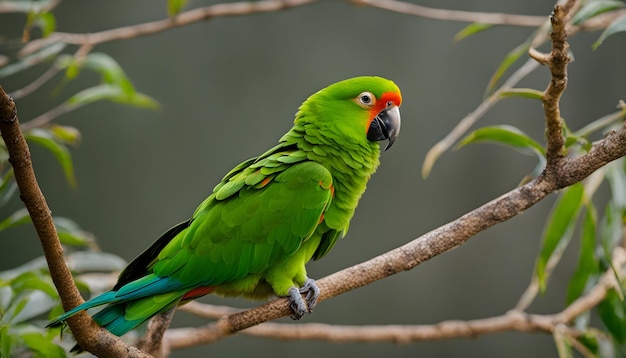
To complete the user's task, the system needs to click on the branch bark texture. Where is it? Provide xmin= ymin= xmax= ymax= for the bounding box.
xmin=0 ymin=87 xmax=150 ymax=357
xmin=167 ymin=247 xmax=625 ymax=345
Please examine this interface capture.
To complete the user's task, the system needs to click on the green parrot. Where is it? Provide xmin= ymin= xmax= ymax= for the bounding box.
xmin=48 ymin=76 xmax=402 ymax=346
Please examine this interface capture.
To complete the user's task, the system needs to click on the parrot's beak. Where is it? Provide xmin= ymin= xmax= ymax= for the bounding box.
xmin=367 ymin=106 xmax=401 ymax=151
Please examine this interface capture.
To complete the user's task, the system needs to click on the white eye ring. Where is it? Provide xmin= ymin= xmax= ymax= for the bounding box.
xmin=357 ymin=92 xmax=375 ymax=106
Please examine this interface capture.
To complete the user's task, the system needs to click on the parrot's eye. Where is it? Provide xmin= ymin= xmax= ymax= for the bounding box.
xmin=356 ymin=92 xmax=375 ymax=107
xmin=386 ymin=101 xmax=394 ymax=108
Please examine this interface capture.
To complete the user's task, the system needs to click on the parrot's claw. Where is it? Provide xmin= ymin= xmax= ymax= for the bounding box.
xmin=287 ymin=278 xmax=320 ymax=320
xmin=300 ymin=278 xmax=320 ymax=310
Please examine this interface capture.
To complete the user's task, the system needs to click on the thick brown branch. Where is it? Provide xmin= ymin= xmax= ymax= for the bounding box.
xmin=0 ymin=86 xmax=150 ymax=357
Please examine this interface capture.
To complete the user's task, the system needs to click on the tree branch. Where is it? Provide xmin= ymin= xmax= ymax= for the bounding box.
xmin=0 ymin=86 xmax=151 ymax=357
xmin=19 ymin=0 xmax=560 ymax=58
xmin=165 ymin=248 xmax=624 ymax=346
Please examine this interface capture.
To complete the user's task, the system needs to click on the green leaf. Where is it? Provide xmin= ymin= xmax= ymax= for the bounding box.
xmin=35 ymin=12 xmax=56 ymax=38
xmin=25 ymin=129 xmax=75 ymax=186
xmin=566 ymin=204 xmax=599 ymax=304
xmin=8 ymin=297 xmax=29 ymax=322
xmin=573 ymin=0 xmax=625 ymax=25
xmin=456 ymin=125 xmax=546 ymax=157
xmin=0 ymin=42 xmax=66 ymax=78
xmin=535 ymin=183 xmax=585 ymax=292
xmin=0 ymin=324 xmax=12 ymax=358
xmin=0 ymin=208 xmax=31 ymax=232
xmin=10 ymin=271 xmax=57 ymax=298
xmin=67 ymin=83 xmax=159 ymax=110
xmin=576 ymin=331 xmax=600 ymax=356
xmin=498 ymin=88 xmax=544 ymax=100
xmin=593 ymin=14 xmax=626 ymax=49
xmin=49 ymin=124 xmax=81 ymax=146
xmin=20 ymin=332 xmax=67 ymax=358
xmin=454 ymin=23 xmax=493 ymax=41
xmin=54 ymin=217 xmax=92 ymax=247
xmin=81 ymin=53 xmax=134 ymax=93
xmin=168 ymin=0 xmax=188 ymax=17
xmin=485 ymin=41 xmax=530 ymax=96
xmin=598 ymin=288 xmax=626 ymax=343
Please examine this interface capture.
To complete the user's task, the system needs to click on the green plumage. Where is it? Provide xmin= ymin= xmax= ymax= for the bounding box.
xmin=48 ymin=76 xmax=402 ymax=343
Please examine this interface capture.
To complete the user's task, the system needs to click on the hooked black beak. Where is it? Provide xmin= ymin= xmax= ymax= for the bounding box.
xmin=367 ymin=106 xmax=401 ymax=151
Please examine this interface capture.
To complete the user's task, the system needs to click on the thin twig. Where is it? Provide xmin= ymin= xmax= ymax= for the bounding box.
xmin=19 ymin=0 xmax=320 ymax=56
xmin=352 ymin=0 xmax=546 ymax=26
xmin=9 ymin=64 xmax=62 ymax=100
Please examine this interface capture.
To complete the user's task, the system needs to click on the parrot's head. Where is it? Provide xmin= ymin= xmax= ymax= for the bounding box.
xmin=296 ymin=76 xmax=402 ymax=151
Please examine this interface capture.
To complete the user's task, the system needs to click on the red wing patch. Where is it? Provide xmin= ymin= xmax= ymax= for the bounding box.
xmin=182 ymin=286 xmax=214 ymax=300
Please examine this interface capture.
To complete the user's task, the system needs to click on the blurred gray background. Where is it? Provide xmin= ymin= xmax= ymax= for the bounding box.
xmin=2 ymin=0 xmax=625 ymax=356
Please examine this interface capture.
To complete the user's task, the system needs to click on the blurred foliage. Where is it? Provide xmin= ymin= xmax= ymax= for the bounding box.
xmin=0 ymin=0 xmax=625 ymax=357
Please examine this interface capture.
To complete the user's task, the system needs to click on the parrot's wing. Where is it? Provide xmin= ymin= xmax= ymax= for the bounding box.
xmin=148 ymin=158 xmax=334 ymax=290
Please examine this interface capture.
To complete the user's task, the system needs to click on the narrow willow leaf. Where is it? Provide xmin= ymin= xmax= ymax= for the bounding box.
xmin=577 ymin=331 xmax=600 ymax=356
xmin=485 ymin=41 xmax=530 ymax=96
xmin=593 ymin=14 xmax=626 ymax=49
xmin=81 ymin=53 xmax=135 ymax=93
xmin=10 ymin=271 xmax=57 ymax=298
xmin=498 ymin=88 xmax=544 ymax=100
xmin=454 ymin=23 xmax=493 ymax=41
xmin=573 ymin=0 xmax=625 ymax=25
xmin=67 ymin=84 xmax=159 ymax=110
xmin=457 ymin=125 xmax=546 ymax=156
xmin=168 ymin=0 xmax=188 ymax=17
xmin=0 ymin=208 xmax=31 ymax=232
xmin=66 ymin=83 xmax=121 ymax=106
xmin=20 ymin=332 xmax=66 ymax=358
xmin=35 ymin=12 xmax=57 ymax=38
xmin=536 ymin=183 xmax=585 ymax=292
xmin=115 ymin=91 xmax=160 ymax=110
xmin=49 ymin=124 xmax=81 ymax=145
xmin=566 ymin=204 xmax=599 ymax=304
xmin=0 ymin=325 xmax=11 ymax=358
xmin=0 ymin=42 xmax=66 ymax=78
xmin=25 ymin=129 xmax=75 ymax=186
xmin=598 ymin=289 xmax=626 ymax=343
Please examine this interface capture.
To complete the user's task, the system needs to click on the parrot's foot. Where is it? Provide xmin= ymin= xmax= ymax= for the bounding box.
xmin=287 ymin=278 xmax=320 ymax=320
